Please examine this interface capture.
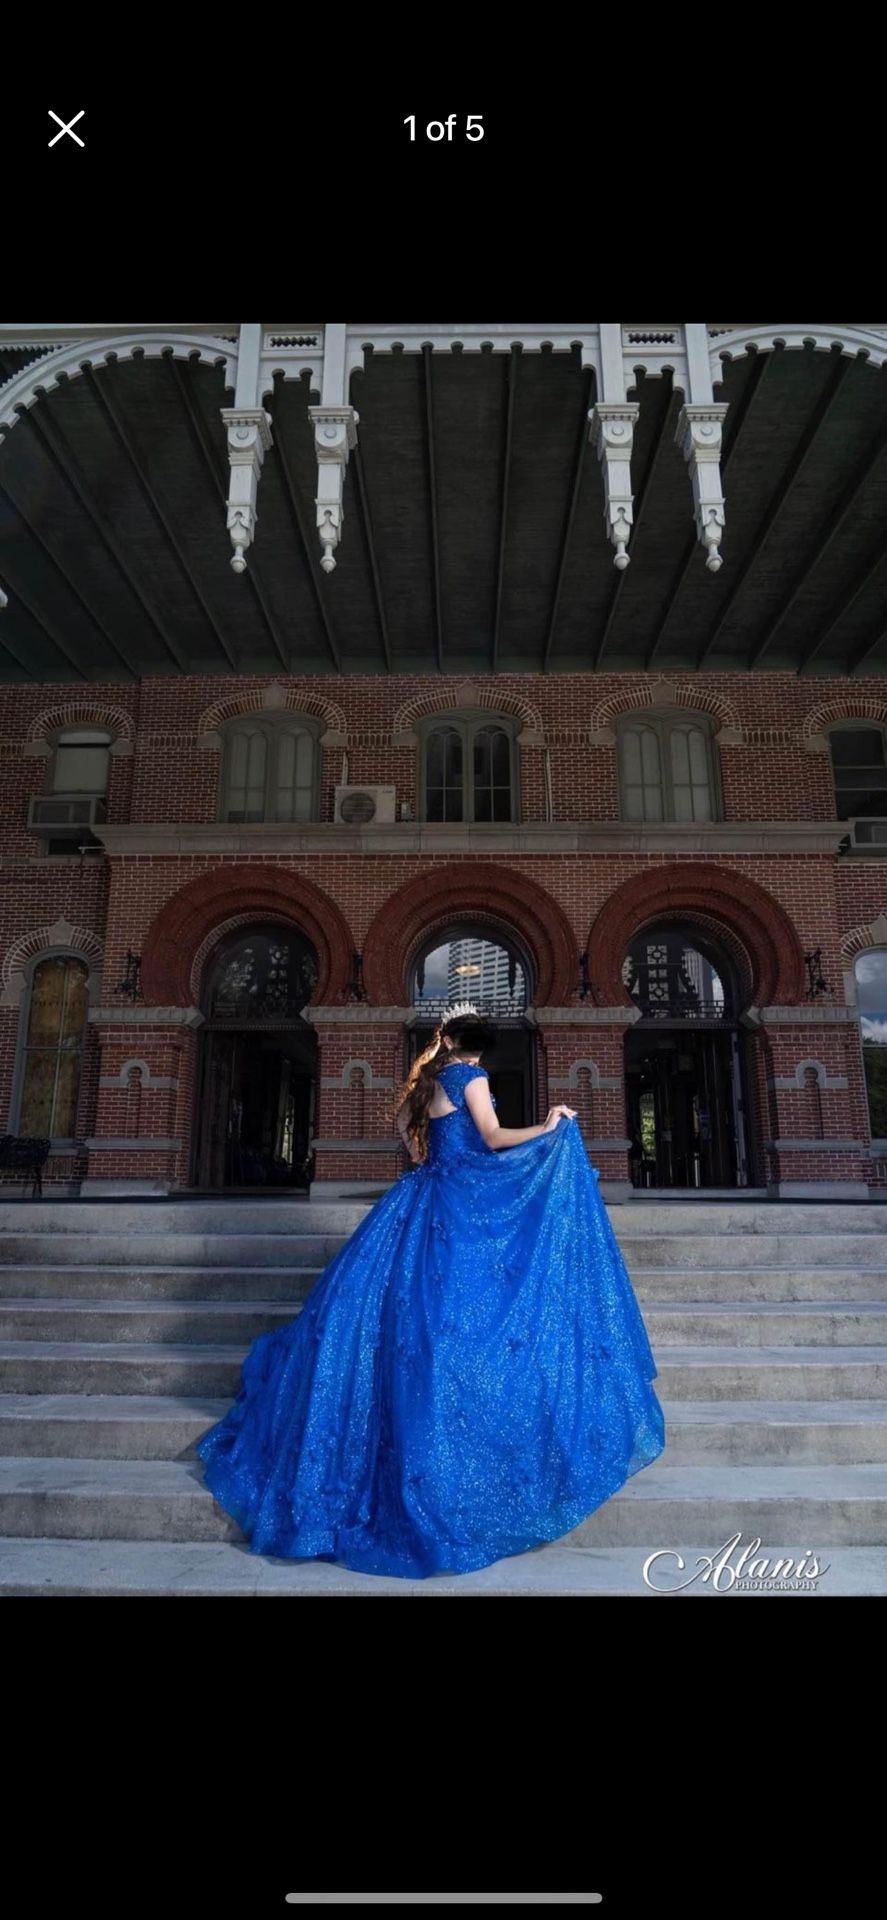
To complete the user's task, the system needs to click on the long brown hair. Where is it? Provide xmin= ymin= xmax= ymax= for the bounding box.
xmin=395 ymin=1014 xmax=497 ymax=1163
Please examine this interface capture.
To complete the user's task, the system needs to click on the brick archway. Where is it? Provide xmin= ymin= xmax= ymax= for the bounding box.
xmin=140 ymin=867 xmax=354 ymax=1006
xmin=587 ymin=864 xmax=806 ymax=1007
xmin=362 ymin=864 xmax=577 ymax=1005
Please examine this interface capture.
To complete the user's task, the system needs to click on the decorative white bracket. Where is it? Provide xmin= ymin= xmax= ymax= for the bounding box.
xmin=308 ymin=405 xmax=359 ymax=573
xmin=221 ymin=408 xmax=273 ymax=573
xmin=674 ymin=402 xmax=728 ymax=573
xmin=588 ymin=403 xmax=640 ymax=570
xmin=308 ymin=323 xmax=359 ymax=573
xmin=220 ymin=324 xmax=273 ymax=574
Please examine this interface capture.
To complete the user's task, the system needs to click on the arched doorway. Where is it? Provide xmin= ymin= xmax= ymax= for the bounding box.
xmin=854 ymin=948 xmax=887 ymax=1140
xmin=192 ymin=924 xmax=318 ymax=1190
xmin=623 ymin=921 xmax=749 ymax=1188
xmin=408 ymin=921 xmax=536 ymax=1127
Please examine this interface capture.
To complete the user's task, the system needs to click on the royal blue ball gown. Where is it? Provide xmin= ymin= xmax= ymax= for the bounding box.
xmin=195 ymin=1061 xmax=665 ymax=1577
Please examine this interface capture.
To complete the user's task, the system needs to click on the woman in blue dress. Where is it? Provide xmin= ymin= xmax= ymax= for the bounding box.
xmin=195 ymin=1008 xmax=665 ymax=1577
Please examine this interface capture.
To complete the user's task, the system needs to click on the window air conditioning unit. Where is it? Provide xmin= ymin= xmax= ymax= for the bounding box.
xmin=849 ymin=817 xmax=887 ymax=847
xmin=27 ymin=794 xmax=107 ymax=837
xmin=334 ymin=785 xmax=396 ymax=825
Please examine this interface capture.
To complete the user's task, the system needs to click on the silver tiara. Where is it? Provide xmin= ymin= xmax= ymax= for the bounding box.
xmin=438 ymin=1001 xmax=480 ymax=1024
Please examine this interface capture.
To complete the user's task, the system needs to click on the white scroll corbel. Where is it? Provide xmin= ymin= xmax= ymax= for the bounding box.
xmin=222 ymin=411 xmax=273 ymax=573
xmin=221 ymin=323 xmax=273 ymax=574
xmin=587 ymin=322 xmax=638 ymax=570
xmin=674 ymin=403 xmax=728 ymax=572
xmin=308 ymin=323 xmax=359 ymax=573
xmin=676 ymin=324 xmax=728 ymax=572
xmin=588 ymin=403 xmax=640 ymax=570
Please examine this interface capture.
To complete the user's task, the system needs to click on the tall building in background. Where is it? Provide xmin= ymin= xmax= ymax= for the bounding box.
xmin=446 ymin=938 xmax=525 ymax=1011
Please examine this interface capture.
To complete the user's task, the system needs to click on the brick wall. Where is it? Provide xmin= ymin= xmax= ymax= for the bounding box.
xmin=2 ymin=668 xmax=885 ymax=1192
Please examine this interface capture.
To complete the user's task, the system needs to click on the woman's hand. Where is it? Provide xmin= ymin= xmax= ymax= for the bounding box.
xmin=542 ymin=1103 xmax=577 ymax=1132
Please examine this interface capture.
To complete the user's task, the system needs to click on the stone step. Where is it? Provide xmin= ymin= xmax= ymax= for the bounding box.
xmin=2 ymin=1536 xmax=882 ymax=1595
xmin=7 ymin=1533 xmax=886 ymax=1596
xmin=654 ymin=1348 xmax=887 ymax=1400
xmin=0 ymin=1265 xmax=324 ymax=1301
xmin=2 ymin=1340 xmax=885 ymax=1398
xmin=3 ymin=1263 xmax=887 ymax=1305
xmin=0 ymin=1393 xmax=229 ymax=1458
xmin=646 ymin=1303 xmax=887 ymax=1346
xmin=0 ymin=1233 xmax=351 ymax=1268
xmin=631 ymin=1269 xmax=887 ymax=1302
xmin=3 ymin=1194 xmax=883 ymax=1595
xmin=0 ymin=1456 xmax=243 ymax=1542
xmin=1 ymin=1297 xmax=885 ymax=1348
xmin=616 ymin=1235 xmax=887 ymax=1268
xmin=0 ymin=1300 xmax=306 ymax=1344
xmin=609 ymin=1204 xmax=887 ymax=1235
xmin=0 ymin=1342 xmax=247 ymax=1395
xmin=1 ymin=1198 xmax=886 ymax=1234
xmin=562 ymin=1461 xmax=887 ymax=1548
xmin=3 ymin=1229 xmax=887 ymax=1272
xmin=2 ymin=1392 xmax=885 ymax=1464
xmin=657 ymin=1400 xmax=887 ymax=1462
xmin=0 ymin=1201 xmax=370 ymax=1235
xmin=0 ymin=1455 xmax=882 ymax=1547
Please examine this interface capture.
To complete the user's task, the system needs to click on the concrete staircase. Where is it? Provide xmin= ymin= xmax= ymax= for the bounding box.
xmin=1 ymin=1197 xmax=886 ymax=1595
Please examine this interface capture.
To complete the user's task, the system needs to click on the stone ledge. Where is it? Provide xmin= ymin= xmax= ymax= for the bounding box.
xmin=746 ymin=1006 xmax=858 ymax=1025
xmin=765 ymin=1140 xmax=867 ymax=1152
xmin=78 ymin=1179 xmax=175 ymax=1196
xmin=92 ymin=820 xmax=851 ymax=857
xmin=769 ymin=1181 xmax=870 ymax=1198
xmin=534 ymin=1006 xmax=642 ymax=1026
xmin=310 ymin=1139 xmax=402 ymax=1154
xmin=84 ymin=1137 xmax=182 ymax=1151
xmin=88 ymin=1006 xmax=204 ymax=1027
xmin=304 ymin=1006 xmax=410 ymax=1025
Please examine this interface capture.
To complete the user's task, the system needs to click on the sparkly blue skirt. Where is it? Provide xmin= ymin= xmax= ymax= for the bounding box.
xmin=195 ymin=1118 xmax=665 ymax=1577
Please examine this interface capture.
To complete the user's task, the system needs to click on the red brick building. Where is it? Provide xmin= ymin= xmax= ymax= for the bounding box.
xmin=2 ymin=323 xmax=887 ymax=1202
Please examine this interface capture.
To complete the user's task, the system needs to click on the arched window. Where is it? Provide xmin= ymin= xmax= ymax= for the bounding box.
xmin=411 ymin=927 xmax=530 ymax=1017
xmin=618 ymin=712 xmax=719 ymax=822
xmin=204 ymin=925 xmax=318 ymax=1018
xmin=420 ymin=713 xmax=517 ymax=822
xmin=623 ymin=925 xmax=729 ymax=1019
xmin=855 ymin=949 xmax=887 ymax=1138
xmin=30 ymin=727 xmax=114 ymax=856
xmin=219 ymin=715 xmax=320 ymax=823
xmin=12 ymin=955 xmax=89 ymax=1141
xmin=828 ymin=725 xmax=887 ymax=820
xmin=51 ymin=728 xmax=112 ymax=796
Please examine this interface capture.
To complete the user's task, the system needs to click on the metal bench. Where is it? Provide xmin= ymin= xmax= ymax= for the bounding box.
xmin=0 ymin=1134 xmax=52 ymax=1198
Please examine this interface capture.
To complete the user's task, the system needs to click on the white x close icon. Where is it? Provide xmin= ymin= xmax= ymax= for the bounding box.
xmin=48 ymin=110 xmax=85 ymax=147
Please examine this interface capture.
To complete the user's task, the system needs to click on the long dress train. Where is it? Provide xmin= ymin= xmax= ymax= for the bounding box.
xmin=195 ymin=1060 xmax=666 ymax=1577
